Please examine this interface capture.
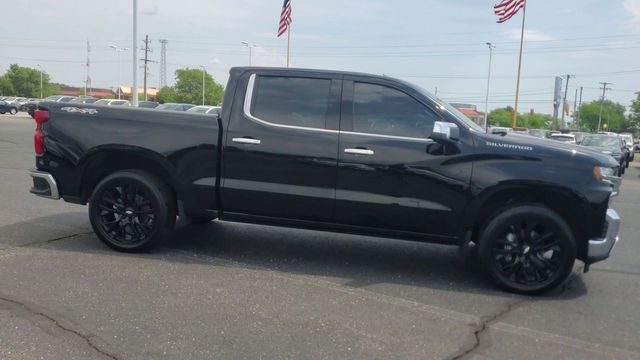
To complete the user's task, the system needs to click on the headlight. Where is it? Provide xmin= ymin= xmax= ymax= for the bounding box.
xmin=594 ymin=166 xmax=616 ymax=181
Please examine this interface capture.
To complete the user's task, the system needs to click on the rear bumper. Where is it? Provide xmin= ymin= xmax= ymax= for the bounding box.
xmin=587 ymin=208 xmax=620 ymax=264
xmin=29 ymin=169 xmax=60 ymax=200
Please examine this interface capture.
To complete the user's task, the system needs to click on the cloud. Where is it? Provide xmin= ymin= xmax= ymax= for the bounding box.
xmin=624 ymin=0 xmax=640 ymax=25
xmin=506 ymin=29 xmax=556 ymax=42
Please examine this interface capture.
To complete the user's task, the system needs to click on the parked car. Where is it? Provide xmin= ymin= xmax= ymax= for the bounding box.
xmin=528 ymin=129 xmax=550 ymax=139
xmin=137 ymin=101 xmax=159 ymax=109
xmin=490 ymin=126 xmax=511 ymax=135
xmin=69 ymin=97 xmax=100 ymax=104
xmin=549 ymin=133 xmax=576 ymax=144
xmin=0 ymin=100 xmax=19 ymax=115
xmin=94 ymin=99 xmax=131 ymax=106
xmin=155 ymin=103 xmax=195 ymax=111
xmin=581 ymin=135 xmax=627 ymax=176
xmin=619 ymin=133 xmax=635 ymax=161
xmin=186 ymin=105 xmax=222 ymax=116
xmin=29 ymin=66 xmax=621 ymax=294
xmin=43 ymin=95 xmax=78 ymax=103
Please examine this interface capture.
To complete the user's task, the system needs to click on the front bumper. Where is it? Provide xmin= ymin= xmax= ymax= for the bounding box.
xmin=587 ymin=208 xmax=620 ymax=264
xmin=29 ymin=169 xmax=60 ymax=200
xmin=604 ymin=175 xmax=622 ymax=197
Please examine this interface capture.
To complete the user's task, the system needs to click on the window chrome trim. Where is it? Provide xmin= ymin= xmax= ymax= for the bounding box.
xmin=243 ymin=74 xmax=338 ymax=134
xmin=243 ymin=73 xmax=434 ymax=143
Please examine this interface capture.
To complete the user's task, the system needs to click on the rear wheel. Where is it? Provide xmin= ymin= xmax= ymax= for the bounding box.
xmin=9 ymin=108 xmax=17 ymax=115
xmin=89 ymin=170 xmax=176 ymax=252
xmin=478 ymin=205 xmax=576 ymax=294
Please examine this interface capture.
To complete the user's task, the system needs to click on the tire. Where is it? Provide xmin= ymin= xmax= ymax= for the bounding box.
xmin=190 ymin=216 xmax=216 ymax=225
xmin=478 ymin=205 xmax=576 ymax=294
xmin=0 ymin=111 xmax=5 ymax=114
xmin=9 ymin=108 xmax=17 ymax=115
xmin=88 ymin=170 xmax=176 ymax=252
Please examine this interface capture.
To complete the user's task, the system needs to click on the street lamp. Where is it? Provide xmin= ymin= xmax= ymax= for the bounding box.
xmin=483 ymin=42 xmax=495 ymax=132
xmin=241 ymin=42 xmax=257 ymax=66
xmin=36 ymin=64 xmax=43 ymax=98
xmin=109 ymin=45 xmax=129 ymax=99
xmin=199 ymin=65 xmax=206 ymax=105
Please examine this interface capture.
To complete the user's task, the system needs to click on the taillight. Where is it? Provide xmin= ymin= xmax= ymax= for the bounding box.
xmin=34 ymin=110 xmax=49 ymax=155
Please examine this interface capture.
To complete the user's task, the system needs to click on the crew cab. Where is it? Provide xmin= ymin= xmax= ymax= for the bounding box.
xmin=28 ymin=67 xmax=621 ymax=294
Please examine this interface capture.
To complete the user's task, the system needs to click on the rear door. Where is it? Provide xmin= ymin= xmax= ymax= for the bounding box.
xmin=334 ymin=78 xmax=472 ymax=239
xmin=221 ymin=71 xmax=342 ymax=222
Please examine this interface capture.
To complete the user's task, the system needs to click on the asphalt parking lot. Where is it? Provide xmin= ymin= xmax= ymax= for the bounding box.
xmin=1 ymin=112 xmax=639 ymax=360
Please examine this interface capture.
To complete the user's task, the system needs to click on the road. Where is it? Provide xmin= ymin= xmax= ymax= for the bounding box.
xmin=1 ymin=113 xmax=639 ymax=360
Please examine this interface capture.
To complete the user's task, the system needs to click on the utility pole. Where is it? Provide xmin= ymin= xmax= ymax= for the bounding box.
xmin=140 ymin=35 xmax=153 ymax=101
xmin=576 ymin=86 xmax=583 ymax=128
xmin=199 ymin=65 xmax=206 ymax=105
xmin=560 ymin=74 xmax=573 ymax=128
xmin=598 ymin=82 xmax=612 ymax=132
xmin=37 ymin=64 xmax=43 ymax=98
xmin=572 ymin=88 xmax=578 ymax=128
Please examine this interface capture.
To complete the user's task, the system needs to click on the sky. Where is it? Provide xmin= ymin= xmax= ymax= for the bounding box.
xmin=1 ymin=0 xmax=639 ymax=115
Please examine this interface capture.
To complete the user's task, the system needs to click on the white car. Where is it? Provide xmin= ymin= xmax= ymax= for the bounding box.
xmin=620 ymin=133 xmax=636 ymax=159
xmin=186 ymin=105 xmax=222 ymax=116
xmin=549 ymin=133 xmax=576 ymax=144
xmin=94 ymin=99 xmax=131 ymax=106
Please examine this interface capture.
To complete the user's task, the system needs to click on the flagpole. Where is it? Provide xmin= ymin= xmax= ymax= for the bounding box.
xmin=286 ymin=25 xmax=291 ymax=68
xmin=512 ymin=1 xmax=526 ymax=128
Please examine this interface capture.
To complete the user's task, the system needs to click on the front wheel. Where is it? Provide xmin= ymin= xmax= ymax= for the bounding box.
xmin=89 ymin=170 xmax=176 ymax=252
xmin=9 ymin=108 xmax=17 ymax=115
xmin=478 ymin=205 xmax=576 ymax=294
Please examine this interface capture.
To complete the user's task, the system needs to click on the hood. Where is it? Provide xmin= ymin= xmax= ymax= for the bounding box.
xmin=478 ymin=132 xmax=618 ymax=168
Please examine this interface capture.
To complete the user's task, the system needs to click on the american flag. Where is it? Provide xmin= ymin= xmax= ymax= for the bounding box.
xmin=494 ymin=0 xmax=525 ymax=23
xmin=277 ymin=0 xmax=292 ymax=37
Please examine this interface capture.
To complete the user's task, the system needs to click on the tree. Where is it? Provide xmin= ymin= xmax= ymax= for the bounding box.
xmin=2 ymin=64 xmax=57 ymax=98
xmin=487 ymin=107 xmax=552 ymax=129
xmin=0 ymin=76 xmax=15 ymax=96
xmin=626 ymin=92 xmax=640 ymax=136
xmin=173 ymin=68 xmax=224 ymax=105
xmin=157 ymin=86 xmax=177 ymax=104
xmin=576 ymin=100 xmax=626 ymax=132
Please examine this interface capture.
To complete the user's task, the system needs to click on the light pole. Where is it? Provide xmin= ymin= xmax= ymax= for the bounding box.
xmin=199 ymin=65 xmax=206 ymax=105
xmin=36 ymin=64 xmax=43 ymax=98
xmin=109 ymin=45 xmax=128 ymax=99
xmin=132 ymin=0 xmax=138 ymax=106
xmin=241 ymin=42 xmax=257 ymax=66
xmin=483 ymin=42 xmax=495 ymax=132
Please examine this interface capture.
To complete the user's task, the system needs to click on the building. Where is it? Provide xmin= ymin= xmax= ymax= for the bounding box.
xmin=58 ymin=87 xmax=115 ymax=99
xmin=118 ymin=87 xmax=159 ymax=101
xmin=450 ymin=103 xmax=485 ymax=126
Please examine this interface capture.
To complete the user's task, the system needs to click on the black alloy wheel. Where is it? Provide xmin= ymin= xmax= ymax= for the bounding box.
xmin=89 ymin=171 xmax=175 ymax=252
xmin=478 ymin=205 xmax=576 ymax=294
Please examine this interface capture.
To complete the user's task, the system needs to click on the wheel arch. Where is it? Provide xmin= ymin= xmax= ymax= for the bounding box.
xmin=464 ymin=183 xmax=592 ymax=260
xmin=78 ymin=145 xmax=182 ymax=205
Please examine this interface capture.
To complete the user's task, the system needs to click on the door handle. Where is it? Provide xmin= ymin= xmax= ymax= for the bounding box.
xmin=232 ymin=137 xmax=261 ymax=145
xmin=344 ymin=148 xmax=374 ymax=156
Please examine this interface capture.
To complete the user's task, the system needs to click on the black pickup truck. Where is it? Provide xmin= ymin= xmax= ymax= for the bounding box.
xmin=29 ymin=67 xmax=621 ymax=294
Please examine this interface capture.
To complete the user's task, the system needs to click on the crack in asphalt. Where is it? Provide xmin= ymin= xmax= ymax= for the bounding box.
xmin=445 ymin=272 xmax=580 ymax=360
xmin=0 ymin=296 xmax=120 ymax=360
xmin=0 ymin=231 xmax=94 ymax=254
xmin=446 ymin=298 xmax=527 ymax=360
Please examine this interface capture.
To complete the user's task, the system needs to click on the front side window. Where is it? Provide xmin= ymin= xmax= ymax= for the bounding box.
xmin=252 ymin=76 xmax=331 ymax=129
xmin=352 ymin=82 xmax=440 ymax=138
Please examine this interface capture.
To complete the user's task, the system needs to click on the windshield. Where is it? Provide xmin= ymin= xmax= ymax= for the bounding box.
xmin=187 ymin=106 xmax=209 ymax=113
xmin=582 ymin=136 xmax=620 ymax=149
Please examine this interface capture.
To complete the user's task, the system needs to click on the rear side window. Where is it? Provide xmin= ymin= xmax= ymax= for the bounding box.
xmin=352 ymin=82 xmax=440 ymax=138
xmin=252 ymin=76 xmax=331 ymax=129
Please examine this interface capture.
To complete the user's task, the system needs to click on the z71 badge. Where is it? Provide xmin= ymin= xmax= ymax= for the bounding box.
xmin=60 ymin=107 xmax=98 ymax=115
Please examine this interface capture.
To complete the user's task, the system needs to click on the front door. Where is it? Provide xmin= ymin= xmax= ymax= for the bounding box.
xmin=334 ymin=79 xmax=472 ymax=239
xmin=222 ymin=72 xmax=342 ymax=222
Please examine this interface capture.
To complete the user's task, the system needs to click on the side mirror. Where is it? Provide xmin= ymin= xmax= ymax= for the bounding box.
xmin=430 ymin=121 xmax=460 ymax=142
